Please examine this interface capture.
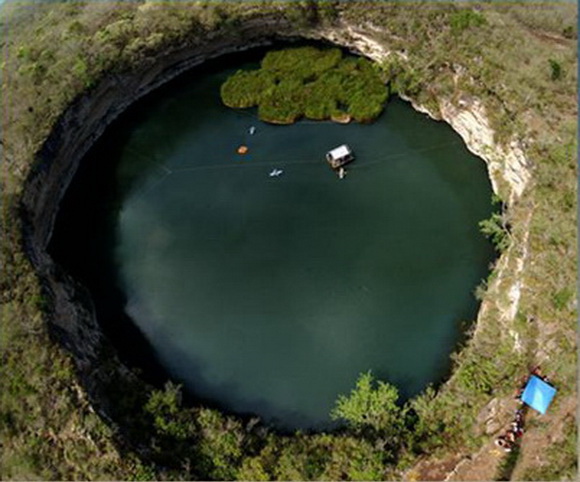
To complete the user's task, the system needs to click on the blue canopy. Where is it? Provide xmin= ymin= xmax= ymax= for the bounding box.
xmin=521 ymin=375 xmax=557 ymax=414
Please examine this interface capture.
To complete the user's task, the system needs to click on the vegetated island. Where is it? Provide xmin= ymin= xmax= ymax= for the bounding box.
xmin=220 ymin=46 xmax=389 ymax=124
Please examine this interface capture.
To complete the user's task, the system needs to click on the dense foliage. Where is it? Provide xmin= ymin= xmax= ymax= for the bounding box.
xmin=220 ymin=46 xmax=389 ymax=123
xmin=1 ymin=1 xmax=576 ymax=480
xmin=331 ymin=371 xmax=402 ymax=434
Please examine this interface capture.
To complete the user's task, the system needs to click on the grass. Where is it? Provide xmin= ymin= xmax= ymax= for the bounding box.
xmin=518 ymin=417 xmax=577 ymax=480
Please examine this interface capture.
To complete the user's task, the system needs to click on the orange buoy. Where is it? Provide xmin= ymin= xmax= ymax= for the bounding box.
xmin=237 ymin=145 xmax=249 ymax=155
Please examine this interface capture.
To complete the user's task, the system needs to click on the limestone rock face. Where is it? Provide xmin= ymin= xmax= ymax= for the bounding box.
xmin=437 ymin=99 xmax=531 ymax=204
xmin=476 ymin=397 xmax=501 ymax=435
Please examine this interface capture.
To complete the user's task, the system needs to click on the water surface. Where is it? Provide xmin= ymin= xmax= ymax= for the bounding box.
xmin=51 ymin=48 xmax=495 ymax=430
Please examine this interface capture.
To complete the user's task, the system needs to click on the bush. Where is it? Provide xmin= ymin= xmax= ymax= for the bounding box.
xmin=144 ymin=382 xmax=195 ymax=440
xmin=454 ymin=356 xmax=500 ymax=395
xmin=449 ymin=9 xmax=486 ymax=34
xmin=196 ymin=408 xmax=245 ymax=480
xmin=479 ymin=211 xmax=510 ymax=252
xmin=549 ymin=59 xmax=562 ymax=81
xmin=405 ymin=386 xmax=446 ymax=454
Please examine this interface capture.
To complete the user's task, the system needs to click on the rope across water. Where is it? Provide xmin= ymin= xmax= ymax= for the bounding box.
xmin=131 ymin=139 xmax=463 ymax=175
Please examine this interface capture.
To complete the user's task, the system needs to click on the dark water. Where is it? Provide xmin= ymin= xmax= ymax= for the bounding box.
xmin=50 ymin=48 xmax=495 ymax=430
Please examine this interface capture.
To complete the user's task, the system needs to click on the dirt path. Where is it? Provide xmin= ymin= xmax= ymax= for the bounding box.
xmin=510 ymin=394 xmax=576 ymax=480
xmin=447 ymin=439 xmax=506 ymax=481
xmin=405 ymin=393 xmax=576 ymax=481
xmin=405 ymin=454 xmax=465 ymax=481
xmin=404 ymin=446 xmax=506 ymax=481
xmin=528 ymin=29 xmax=575 ymax=47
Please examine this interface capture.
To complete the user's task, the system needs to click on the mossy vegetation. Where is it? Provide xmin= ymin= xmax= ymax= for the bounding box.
xmin=1 ymin=1 xmax=577 ymax=480
xmin=220 ymin=46 xmax=389 ymax=124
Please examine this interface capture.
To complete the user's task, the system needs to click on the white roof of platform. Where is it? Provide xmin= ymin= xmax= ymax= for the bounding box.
xmin=327 ymin=144 xmax=352 ymax=160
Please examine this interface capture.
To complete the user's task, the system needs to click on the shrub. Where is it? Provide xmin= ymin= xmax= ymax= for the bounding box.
xmin=405 ymin=386 xmax=446 ymax=454
xmin=562 ymin=25 xmax=576 ymax=39
xmin=549 ymin=58 xmax=562 ymax=81
xmin=449 ymin=9 xmax=486 ymax=34
xmin=552 ymin=287 xmax=574 ymax=311
xmin=479 ymin=211 xmax=510 ymax=252
xmin=454 ymin=356 xmax=500 ymax=394
xmin=144 ymin=382 xmax=195 ymax=440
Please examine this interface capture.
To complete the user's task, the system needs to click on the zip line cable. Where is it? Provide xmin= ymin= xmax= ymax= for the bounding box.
xmin=171 ymin=158 xmax=321 ymax=173
xmin=168 ymin=139 xmax=463 ymax=174
xmin=125 ymin=139 xmax=464 ymax=200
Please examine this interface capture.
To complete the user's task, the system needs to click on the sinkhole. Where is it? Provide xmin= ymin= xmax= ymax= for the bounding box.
xmin=50 ymin=45 xmax=496 ymax=430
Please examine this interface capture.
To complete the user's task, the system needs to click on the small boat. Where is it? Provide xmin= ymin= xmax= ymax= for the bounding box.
xmin=249 ymin=126 xmax=256 ymax=135
xmin=269 ymin=169 xmax=283 ymax=177
xmin=237 ymin=145 xmax=249 ymax=155
xmin=338 ymin=167 xmax=346 ymax=179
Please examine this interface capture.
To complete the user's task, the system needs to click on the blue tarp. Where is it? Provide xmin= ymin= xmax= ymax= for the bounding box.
xmin=521 ymin=375 xmax=557 ymax=414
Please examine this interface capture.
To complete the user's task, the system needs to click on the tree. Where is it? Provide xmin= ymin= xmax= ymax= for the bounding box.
xmin=331 ymin=371 xmax=403 ymax=435
xmin=144 ymin=382 xmax=195 ymax=440
xmin=479 ymin=212 xmax=510 ymax=252
xmin=196 ymin=408 xmax=245 ymax=480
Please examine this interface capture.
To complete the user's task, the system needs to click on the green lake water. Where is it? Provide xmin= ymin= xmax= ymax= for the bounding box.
xmin=50 ymin=48 xmax=495 ymax=430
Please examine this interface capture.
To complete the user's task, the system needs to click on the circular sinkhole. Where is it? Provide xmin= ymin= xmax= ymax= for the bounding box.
xmin=50 ymin=45 xmax=496 ymax=431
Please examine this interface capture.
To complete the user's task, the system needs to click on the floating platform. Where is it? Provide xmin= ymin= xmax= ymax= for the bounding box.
xmin=326 ymin=144 xmax=354 ymax=169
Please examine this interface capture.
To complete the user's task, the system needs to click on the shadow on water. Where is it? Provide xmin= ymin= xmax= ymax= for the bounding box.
xmin=49 ymin=41 xmax=319 ymax=417
xmin=165 ymin=337 xmax=338 ymax=434
xmin=49 ymin=119 xmax=169 ymax=387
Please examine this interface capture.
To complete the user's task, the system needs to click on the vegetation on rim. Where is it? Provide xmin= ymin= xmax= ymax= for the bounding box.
xmin=1 ymin=0 xmax=576 ymax=480
xmin=220 ymin=46 xmax=389 ymax=124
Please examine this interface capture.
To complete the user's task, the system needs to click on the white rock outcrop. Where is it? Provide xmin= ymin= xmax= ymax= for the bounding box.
xmin=319 ymin=25 xmax=532 ymax=204
xmin=437 ymin=100 xmax=531 ymax=204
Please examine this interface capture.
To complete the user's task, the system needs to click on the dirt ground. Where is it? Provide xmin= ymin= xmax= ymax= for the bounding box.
xmin=510 ymin=395 xmax=576 ymax=480
xmin=528 ymin=29 xmax=575 ymax=47
xmin=404 ymin=393 xmax=576 ymax=481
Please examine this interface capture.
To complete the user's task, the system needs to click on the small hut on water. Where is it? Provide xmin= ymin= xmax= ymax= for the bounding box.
xmin=326 ymin=144 xmax=354 ymax=169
